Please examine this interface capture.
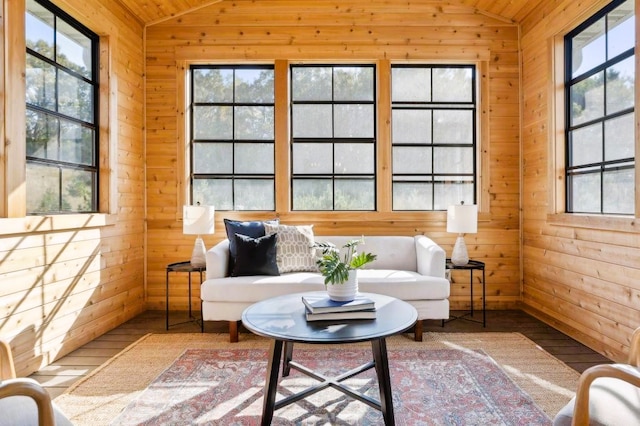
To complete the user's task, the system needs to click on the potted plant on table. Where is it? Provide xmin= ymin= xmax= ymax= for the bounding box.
xmin=314 ymin=237 xmax=377 ymax=301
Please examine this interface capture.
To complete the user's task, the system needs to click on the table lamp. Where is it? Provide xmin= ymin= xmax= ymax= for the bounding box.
xmin=446 ymin=201 xmax=477 ymax=266
xmin=183 ymin=204 xmax=215 ymax=267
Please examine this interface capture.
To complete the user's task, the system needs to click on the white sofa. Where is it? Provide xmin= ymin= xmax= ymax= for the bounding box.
xmin=202 ymin=235 xmax=449 ymax=342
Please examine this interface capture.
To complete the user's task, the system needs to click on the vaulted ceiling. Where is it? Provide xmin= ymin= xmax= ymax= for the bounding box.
xmin=115 ymin=0 xmax=546 ymax=26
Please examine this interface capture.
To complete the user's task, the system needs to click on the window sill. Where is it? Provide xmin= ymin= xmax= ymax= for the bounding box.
xmin=0 ymin=213 xmax=117 ymax=236
xmin=547 ymin=213 xmax=640 ymax=233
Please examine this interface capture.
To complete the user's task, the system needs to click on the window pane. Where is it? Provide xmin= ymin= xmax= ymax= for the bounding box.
xmin=334 ymin=143 xmax=374 ymax=174
xmin=604 ymin=113 xmax=634 ymax=161
xmin=434 ymin=181 xmax=474 ymax=210
xmin=292 ymin=105 xmax=332 ymax=138
xmin=603 ymin=168 xmax=634 ymax=214
xmin=571 ymin=17 xmax=606 ymax=77
xmin=335 ymin=179 xmax=374 ymax=210
xmin=193 ymin=68 xmax=233 ymax=103
xmin=62 ymin=168 xmax=94 ymax=212
xmin=571 ymin=172 xmax=601 ymax=212
xmin=292 ymin=179 xmax=332 ymax=210
xmin=194 ymin=106 xmax=232 ymax=139
xmin=56 ymin=20 xmax=92 ymax=78
xmin=334 ymin=67 xmax=374 ymax=101
xmin=433 ymin=68 xmax=473 ymax=102
xmin=433 ymin=110 xmax=473 ymax=144
xmin=235 ymin=143 xmax=274 ymax=174
xmin=235 ymin=179 xmax=274 ymax=210
xmin=393 ymin=181 xmax=433 ymax=210
xmin=193 ymin=142 xmax=232 ymax=174
xmin=608 ymin=0 xmax=635 ymax=59
xmin=26 ymin=163 xmax=59 ymax=213
xmin=570 ymin=71 xmax=604 ymax=125
xmin=433 ymin=147 xmax=473 ymax=174
xmin=392 ymin=110 xmax=432 ymax=144
xmin=571 ymin=123 xmax=602 ymax=166
xmin=193 ymin=178 xmax=233 ymax=210
xmin=392 ymin=67 xmax=430 ymax=102
xmin=293 ymin=143 xmax=333 ymax=174
xmin=334 ymin=104 xmax=373 ymax=138
xmin=26 ymin=0 xmax=54 ymax=59
xmin=25 ymin=0 xmax=98 ymax=215
xmin=606 ymin=55 xmax=635 ymax=115
xmin=60 ymin=120 xmax=93 ymax=165
xmin=26 ymin=56 xmax=56 ymax=109
xmin=235 ymin=68 xmax=274 ymax=103
xmin=58 ymin=70 xmax=93 ymax=123
xmin=26 ymin=110 xmax=58 ymax=160
xmin=292 ymin=67 xmax=332 ymax=101
xmin=393 ymin=146 xmax=432 ymax=174
xmin=234 ymin=106 xmax=274 ymax=140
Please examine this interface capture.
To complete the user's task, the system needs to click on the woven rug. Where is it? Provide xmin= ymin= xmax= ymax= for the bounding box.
xmin=54 ymin=332 xmax=580 ymax=425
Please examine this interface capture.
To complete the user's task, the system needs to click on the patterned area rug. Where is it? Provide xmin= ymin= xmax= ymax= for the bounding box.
xmin=111 ymin=346 xmax=550 ymax=425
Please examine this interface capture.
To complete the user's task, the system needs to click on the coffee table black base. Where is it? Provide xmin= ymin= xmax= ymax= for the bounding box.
xmin=262 ymin=338 xmax=395 ymax=426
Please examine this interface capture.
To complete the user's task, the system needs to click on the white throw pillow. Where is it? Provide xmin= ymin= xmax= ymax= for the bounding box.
xmin=264 ymin=223 xmax=318 ymax=273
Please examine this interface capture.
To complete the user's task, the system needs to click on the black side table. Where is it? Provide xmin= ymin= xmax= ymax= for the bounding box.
xmin=445 ymin=259 xmax=486 ymax=327
xmin=166 ymin=261 xmax=205 ymax=331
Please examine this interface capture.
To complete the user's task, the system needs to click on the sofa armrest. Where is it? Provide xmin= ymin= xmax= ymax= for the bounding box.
xmin=206 ymin=239 xmax=230 ymax=279
xmin=415 ymin=235 xmax=446 ymax=278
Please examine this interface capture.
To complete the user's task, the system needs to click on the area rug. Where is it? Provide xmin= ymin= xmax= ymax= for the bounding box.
xmin=54 ymin=332 xmax=580 ymax=425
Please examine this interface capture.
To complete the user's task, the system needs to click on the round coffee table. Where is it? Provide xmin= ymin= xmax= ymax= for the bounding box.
xmin=241 ymin=291 xmax=417 ymax=426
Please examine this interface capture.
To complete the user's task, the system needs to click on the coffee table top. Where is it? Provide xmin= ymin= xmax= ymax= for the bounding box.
xmin=241 ymin=291 xmax=417 ymax=344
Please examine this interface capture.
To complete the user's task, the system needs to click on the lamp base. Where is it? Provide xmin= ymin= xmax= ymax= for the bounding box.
xmin=190 ymin=236 xmax=207 ymax=267
xmin=451 ymin=235 xmax=469 ymax=266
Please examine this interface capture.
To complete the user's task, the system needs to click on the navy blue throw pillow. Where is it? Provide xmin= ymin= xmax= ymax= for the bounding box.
xmin=231 ymin=233 xmax=280 ymax=277
xmin=224 ymin=218 xmax=278 ymax=271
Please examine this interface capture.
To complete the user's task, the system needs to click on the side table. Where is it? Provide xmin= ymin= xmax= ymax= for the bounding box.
xmin=445 ymin=259 xmax=486 ymax=327
xmin=166 ymin=261 xmax=205 ymax=331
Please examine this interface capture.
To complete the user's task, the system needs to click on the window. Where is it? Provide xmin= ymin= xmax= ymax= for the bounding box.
xmin=391 ymin=65 xmax=477 ymax=210
xmin=565 ymin=0 xmax=635 ymax=214
xmin=25 ymin=0 xmax=99 ymax=214
xmin=290 ymin=65 xmax=376 ymax=211
xmin=190 ymin=65 xmax=275 ymax=211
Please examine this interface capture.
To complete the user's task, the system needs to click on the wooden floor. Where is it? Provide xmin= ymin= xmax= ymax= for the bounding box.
xmin=29 ymin=309 xmax=612 ymax=399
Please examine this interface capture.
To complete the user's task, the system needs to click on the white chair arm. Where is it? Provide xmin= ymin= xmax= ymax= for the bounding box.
xmin=206 ymin=239 xmax=230 ymax=279
xmin=572 ymin=364 xmax=640 ymax=425
xmin=415 ymin=235 xmax=446 ymax=278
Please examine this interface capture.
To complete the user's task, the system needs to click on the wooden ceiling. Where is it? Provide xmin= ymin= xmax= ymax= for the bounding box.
xmin=116 ymin=0 xmax=546 ymax=26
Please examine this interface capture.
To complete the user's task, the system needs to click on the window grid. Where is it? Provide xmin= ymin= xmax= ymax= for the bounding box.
xmin=391 ymin=64 xmax=477 ymax=211
xmin=290 ymin=64 xmax=377 ymax=211
xmin=189 ymin=65 xmax=275 ymax=211
xmin=564 ymin=0 xmax=635 ymax=215
xmin=25 ymin=0 xmax=99 ymax=214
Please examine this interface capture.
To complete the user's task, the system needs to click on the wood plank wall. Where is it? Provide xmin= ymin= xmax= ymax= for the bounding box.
xmin=520 ymin=0 xmax=640 ymax=362
xmin=0 ymin=0 xmax=146 ymax=375
xmin=145 ymin=1 xmax=522 ymax=315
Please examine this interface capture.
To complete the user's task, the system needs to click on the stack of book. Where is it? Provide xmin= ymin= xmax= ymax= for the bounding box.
xmin=302 ymin=294 xmax=377 ymax=321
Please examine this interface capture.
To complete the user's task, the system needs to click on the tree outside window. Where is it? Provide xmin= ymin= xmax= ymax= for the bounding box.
xmin=25 ymin=0 xmax=98 ymax=214
xmin=565 ymin=0 xmax=635 ymax=215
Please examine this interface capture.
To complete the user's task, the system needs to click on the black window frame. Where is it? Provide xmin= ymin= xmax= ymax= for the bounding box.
xmin=290 ymin=63 xmax=377 ymax=211
xmin=564 ymin=0 xmax=635 ymax=215
xmin=390 ymin=64 xmax=477 ymax=211
xmin=25 ymin=0 xmax=100 ymax=215
xmin=189 ymin=64 xmax=276 ymax=211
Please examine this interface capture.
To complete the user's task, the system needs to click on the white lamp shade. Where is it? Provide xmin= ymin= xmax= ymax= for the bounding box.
xmin=183 ymin=205 xmax=215 ymax=235
xmin=447 ymin=203 xmax=478 ymax=234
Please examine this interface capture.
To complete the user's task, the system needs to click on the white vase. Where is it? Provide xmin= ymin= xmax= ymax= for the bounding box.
xmin=327 ymin=270 xmax=358 ymax=302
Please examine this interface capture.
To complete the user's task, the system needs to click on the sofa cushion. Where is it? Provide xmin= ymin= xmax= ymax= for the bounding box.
xmin=231 ymin=233 xmax=279 ymax=277
xmin=224 ymin=218 xmax=278 ymax=270
xmin=264 ymin=223 xmax=318 ymax=273
xmin=201 ymin=269 xmax=449 ymax=303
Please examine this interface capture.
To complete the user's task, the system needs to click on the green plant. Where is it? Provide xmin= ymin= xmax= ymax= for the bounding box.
xmin=314 ymin=238 xmax=377 ymax=285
